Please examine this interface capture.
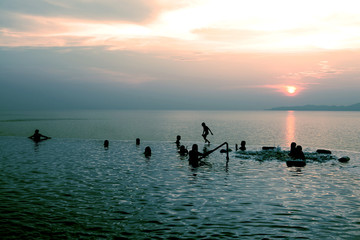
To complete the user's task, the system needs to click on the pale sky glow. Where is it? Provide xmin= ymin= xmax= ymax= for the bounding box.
xmin=2 ymin=0 xmax=360 ymax=51
xmin=1 ymin=0 xmax=360 ymax=110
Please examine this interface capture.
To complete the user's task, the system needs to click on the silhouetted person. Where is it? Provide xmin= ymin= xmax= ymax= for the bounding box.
xmin=201 ymin=122 xmax=213 ymax=144
xmin=240 ymin=141 xmax=246 ymax=151
xmin=104 ymin=140 xmax=109 ymax=148
xmin=175 ymin=135 xmax=181 ymax=148
xmin=188 ymin=144 xmax=204 ymax=167
xmin=294 ymin=145 xmax=305 ymax=160
xmin=179 ymin=145 xmax=188 ymax=156
xmin=136 ymin=138 xmax=140 ymax=145
xmin=289 ymin=142 xmax=297 ymax=158
xmin=28 ymin=129 xmax=51 ymax=142
xmin=144 ymin=146 xmax=151 ymax=157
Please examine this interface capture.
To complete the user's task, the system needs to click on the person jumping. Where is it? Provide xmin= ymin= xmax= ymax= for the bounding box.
xmin=201 ymin=122 xmax=213 ymax=144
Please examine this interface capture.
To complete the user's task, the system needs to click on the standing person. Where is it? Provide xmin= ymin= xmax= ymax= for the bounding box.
xmin=201 ymin=122 xmax=213 ymax=144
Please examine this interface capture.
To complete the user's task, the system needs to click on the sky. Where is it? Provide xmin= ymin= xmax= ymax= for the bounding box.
xmin=1 ymin=0 xmax=360 ymax=110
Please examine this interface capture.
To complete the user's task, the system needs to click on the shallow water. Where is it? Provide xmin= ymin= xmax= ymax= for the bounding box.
xmin=1 ymin=136 xmax=360 ymax=239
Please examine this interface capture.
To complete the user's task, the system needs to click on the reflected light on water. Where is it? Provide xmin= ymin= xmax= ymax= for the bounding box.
xmin=286 ymin=111 xmax=295 ymax=147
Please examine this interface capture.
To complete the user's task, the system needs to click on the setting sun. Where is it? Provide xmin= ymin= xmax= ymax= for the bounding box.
xmin=287 ymin=86 xmax=297 ymax=94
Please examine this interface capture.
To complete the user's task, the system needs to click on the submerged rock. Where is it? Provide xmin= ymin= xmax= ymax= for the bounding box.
xmin=262 ymin=146 xmax=276 ymax=150
xmin=316 ymin=149 xmax=332 ymax=154
xmin=338 ymin=156 xmax=350 ymax=163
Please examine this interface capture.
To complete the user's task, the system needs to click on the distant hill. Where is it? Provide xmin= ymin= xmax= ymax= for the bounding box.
xmin=267 ymin=103 xmax=360 ymax=111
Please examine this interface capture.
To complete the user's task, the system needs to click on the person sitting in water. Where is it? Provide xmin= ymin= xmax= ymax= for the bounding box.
xmin=240 ymin=141 xmax=246 ymax=151
xmin=144 ymin=146 xmax=151 ymax=157
xmin=293 ymin=145 xmax=305 ymax=160
xmin=28 ymin=129 xmax=51 ymax=142
xmin=178 ymin=145 xmax=188 ymax=156
xmin=288 ymin=142 xmax=297 ymax=158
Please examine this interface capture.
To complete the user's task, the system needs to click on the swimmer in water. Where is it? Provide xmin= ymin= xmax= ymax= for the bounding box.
xmin=104 ymin=140 xmax=109 ymax=148
xmin=175 ymin=135 xmax=181 ymax=148
xmin=288 ymin=142 xmax=297 ymax=158
xmin=28 ymin=129 xmax=51 ymax=142
xmin=144 ymin=146 xmax=151 ymax=157
xmin=188 ymin=144 xmax=202 ymax=167
xmin=188 ymin=144 xmax=211 ymax=167
xmin=179 ymin=145 xmax=188 ymax=156
xmin=240 ymin=141 xmax=246 ymax=151
xmin=294 ymin=145 xmax=305 ymax=160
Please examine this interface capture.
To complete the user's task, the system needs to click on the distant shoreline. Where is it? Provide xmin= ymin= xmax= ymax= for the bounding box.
xmin=266 ymin=103 xmax=360 ymax=111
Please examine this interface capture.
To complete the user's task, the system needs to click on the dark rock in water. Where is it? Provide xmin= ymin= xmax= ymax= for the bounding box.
xmin=338 ymin=156 xmax=350 ymax=163
xmin=286 ymin=160 xmax=306 ymax=167
xmin=262 ymin=146 xmax=275 ymax=150
xmin=316 ymin=149 xmax=332 ymax=154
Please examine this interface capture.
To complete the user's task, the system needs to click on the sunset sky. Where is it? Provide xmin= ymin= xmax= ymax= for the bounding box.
xmin=1 ymin=0 xmax=360 ymax=110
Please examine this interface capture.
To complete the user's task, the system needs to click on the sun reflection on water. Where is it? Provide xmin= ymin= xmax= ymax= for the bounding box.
xmin=286 ymin=111 xmax=295 ymax=147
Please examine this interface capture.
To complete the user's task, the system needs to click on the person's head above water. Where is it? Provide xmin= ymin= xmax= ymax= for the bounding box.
xmin=176 ymin=135 xmax=181 ymax=144
xmin=240 ymin=140 xmax=246 ymax=150
xmin=144 ymin=146 xmax=151 ymax=156
xmin=192 ymin=144 xmax=198 ymax=152
xmin=179 ymin=145 xmax=188 ymax=155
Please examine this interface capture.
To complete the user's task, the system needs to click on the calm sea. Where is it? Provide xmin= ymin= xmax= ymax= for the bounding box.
xmin=1 ymin=110 xmax=360 ymax=239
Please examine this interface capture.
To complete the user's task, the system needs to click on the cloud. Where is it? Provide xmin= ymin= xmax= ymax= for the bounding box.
xmin=88 ymin=67 xmax=157 ymax=84
xmin=277 ymin=61 xmax=344 ymax=84
xmin=1 ymin=0 xmax=156 ymax=22
xmin=2 ymin=0 xmax=360 ymax=52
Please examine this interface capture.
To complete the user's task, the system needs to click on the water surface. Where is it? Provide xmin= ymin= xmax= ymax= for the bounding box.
xmin=1 ymin=110 xmax=360 ymax=239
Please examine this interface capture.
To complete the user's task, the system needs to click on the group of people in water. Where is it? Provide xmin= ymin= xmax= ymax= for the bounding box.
xmin=288 ymin=142 xmax=305 ymax=160
xmin=31 ymin=121 xmax=341 ymax=168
